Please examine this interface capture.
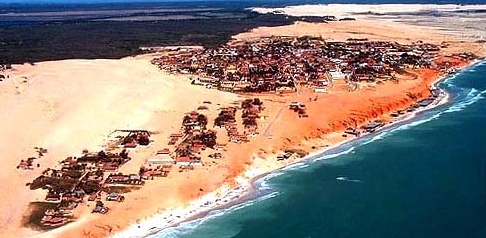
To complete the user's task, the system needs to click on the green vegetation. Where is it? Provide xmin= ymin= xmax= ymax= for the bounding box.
xmin=30 ymin=175 xmax=78 ymax=192
xmin=22 ymin=202 xmax=58 ymax=231
xmin=0 ymin=10 xmax=324 ymax=64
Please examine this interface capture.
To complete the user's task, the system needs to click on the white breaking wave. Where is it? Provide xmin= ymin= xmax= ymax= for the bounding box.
xmin=359 ymin=131 xmax=388 ymax=146
xmin=336 ymin=176 xmax=362 ymax=183
xmin=257 ymin=171 xmax=284 ymax=190
xmin=311 ymin=146 xmax=356 ymax=163
xmin=444 ymin=88 xmax=486 ymax=113
xmin=384 ymin=86 xmax=485 ymax=133
xmin=284 ymin=161 xmax=309 ymax=171
xmin=441 ymin=75 xmax=458 ymax=87
xmin=150 ymin=190 xmax=280 ymax=238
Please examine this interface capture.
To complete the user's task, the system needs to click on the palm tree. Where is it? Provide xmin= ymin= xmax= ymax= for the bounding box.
xmin=197 ymin=114 xmax=208 ymax=128
xmin=182 ymin=115 xmax=191 ymax=125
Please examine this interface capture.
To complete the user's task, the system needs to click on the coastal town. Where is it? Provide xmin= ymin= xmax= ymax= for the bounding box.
xmin=151 ymin=36 xmax=473 ymax=133
xmin=13 ymin=35 xmax=478 ymax=231
xmin=150 ymin=36 xmax=465 ymax=94
xmin=0 ymin=3 xmax=484 ymax=236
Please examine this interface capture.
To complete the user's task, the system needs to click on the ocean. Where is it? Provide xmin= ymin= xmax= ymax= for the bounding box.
xmin=151 ymin=60 xmax=486 ymax=238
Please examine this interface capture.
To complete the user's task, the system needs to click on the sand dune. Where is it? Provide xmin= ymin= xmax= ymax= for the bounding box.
xmin=251 ymin=4 xmax=486 ymax=40
xmin=0 ymin=56 xmax=238 ymax=237
xmin=251 ymin=4 xmax=486 ymax=18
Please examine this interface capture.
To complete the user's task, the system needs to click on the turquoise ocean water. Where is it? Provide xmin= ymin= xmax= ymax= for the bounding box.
xmin=152 ymin=61 xmax=486 ymax=238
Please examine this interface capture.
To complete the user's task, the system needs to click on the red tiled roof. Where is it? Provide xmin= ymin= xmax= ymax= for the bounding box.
xmin=157 ymin=148 xmax=170 ymax=154
xmin=176 ymin=156 xmax=190 ymax=162
xmin=143 ymin=171 xmax=162 ymax=176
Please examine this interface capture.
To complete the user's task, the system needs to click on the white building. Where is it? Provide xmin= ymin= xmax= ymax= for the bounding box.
xmin=328 ymin=70 xmax=346 ymax=80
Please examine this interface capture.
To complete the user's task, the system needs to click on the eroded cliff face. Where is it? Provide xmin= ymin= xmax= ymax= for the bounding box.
xmin=193 ymin=64 xmax=456 ymax=202
xmin=264 ymin=68 xmax=444 ymax=151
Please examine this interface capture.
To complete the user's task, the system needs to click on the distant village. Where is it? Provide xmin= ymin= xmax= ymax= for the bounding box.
xmin=151 ymin=36 xmax=448 ymax=94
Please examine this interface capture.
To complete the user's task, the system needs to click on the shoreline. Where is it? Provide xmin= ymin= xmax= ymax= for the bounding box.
xmin=111 ymin=58 xmax=485 ymax=238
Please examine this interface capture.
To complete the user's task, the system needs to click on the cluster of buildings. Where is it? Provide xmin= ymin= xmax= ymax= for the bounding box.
xmin=140 ymin=109 xmax=213 ymax=175
xmin=215 ymin=106 xmax=249 ymax=143
xmin=289 ymin=101 xmax=308 ymax=118
xmin=141 ymin=99 xmax=265 ymax=176
xmin=151 ymin=36 xmax=440 ymax=93
xmin=27 ymin=148 xmax=134 ymax=226
xmin=25 ymin=127 xmax=192 ymax=227
xmin=17 ymin=157 xmax=37 ymax=170
xmin=241 ymin=98 xmax=264 ymax=129
xmin=214 ymin=98 xmax=264 ymax=143
xmin=26 ymin=100 xmax=267 ymax=228
xmin=214 ymin=107 xmax=238 ymax=136
xmin=16 ymin=148 xmax=47 ymax=170
xmin=117 ymin=130 xmax=151 ymax=148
